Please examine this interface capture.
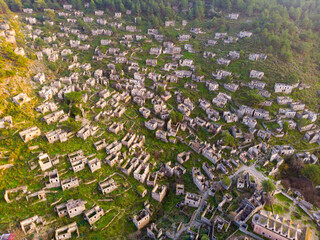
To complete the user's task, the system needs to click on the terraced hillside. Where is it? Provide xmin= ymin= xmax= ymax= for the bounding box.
xmin=0 ymin=1 xmax=319 ymax=240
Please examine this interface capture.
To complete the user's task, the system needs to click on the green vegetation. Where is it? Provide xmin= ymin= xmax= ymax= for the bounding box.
xmin=262 ymin=179 xmax=276 ymax=193
xmin=201 ymin=235 xmax=209 ymax=240
xmin=61 ymin=119 xmax=82 ymax=132
xmin=273 ymin=204 xmax=289 ymax=215
xmin=0 ymin=0 xmax=9 ymax=13
xmin=170 ymin=110 xmax=184 ymax=124
xmin=283 ymin=121 xmax=289 ymax=133
xmin=64 ymin=92 xmax=84 ymax=104
xmin=275 ymin=193 xmax=293 ymax=203
xmin=222 ymin=176 xmax=231 ymax=187
xmin=0 ymin=0 xmax=319 ymax=238
xmin=221 ymin=130 xmax=235 ymax=147
xmin=246 ymin=89 xmax=265 ymax=103
xmin=137 ymin=185 xmax=146 ymax=195
xmin=297 ymin=118 xmax=312 ymax=127
xmin=0 ymin=42 xmax=28 ymax=79
xmin=302 ymin=164 xmax=320 ymax=186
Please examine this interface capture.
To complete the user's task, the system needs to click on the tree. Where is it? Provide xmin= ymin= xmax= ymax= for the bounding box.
xmin=34 ymin=38 xmax=46 ymax=48
xmin=71 ymin=0 xmax=82 ymax=10
xmin=61 ymin=119 xmax=81 ymax=132
xmin=201 ymin=235 xmax=209 ymax=240
xmin=236 ymin=0 xmax=245 ymax=11
xmin=164 ymin=29 xmax=176 ymax=42
xmin=89 ymin=0 xmax=96 ymax=12
xmin=135 ymin=17 xmax=142 ymax=25
xmin=297 ymin=118 xmax=310 ymax=127
xmin=280 ymin=45 xmax=292 ymax=62
xmin=64 ymin=92 xmax=83 ymax=104
xmin=170 ymin=111 xmax=183 ymax=123
xmin=157 ymin=86 xmax=165 ymax=95
xmin=70 ymin=105 xmax=82 ymax=117
xmin=0 ymin=0 xmax=9 ymax=14
xmin=46 ymin=0 xmax=59 ymax=9
xmin=302 ymin=165 xmax=320 ymax=186
xmin=288 ymin=72 xmax=299 ymax=84
xmin=150 ymin=14 xmax=159 ymax=28
xmin=221 ymin=130 xmax=235 ymax=146
xmin=193 ymin=41 xmax=200 ymax=51
xmin=246 ymin=89 xmax=264 ymax=103
xmin=193 ymin=0 xmax=204 ymax=18
xmin=262 ymin=179 xmax=276 ymax=193
xmin=221 ymin=176 xmax=231 ymax=187
xmin=288 ymin=6 xmax=301 ymax=21
xmin=45 ymin=9 xmax=55 ymax=21
xmin=239 ymin=50 xmax=244 ymax=58
xmin=283 ymin=121 xmax=289 ymax=133
xmin=246 ymin=4 xmax=253 ymax=16
xmin=268 ymin=45 xmax=273 ymax=53
xmin=181 ymin=0 xmax=188 ymax=10
xmin=134 ymin=1 xmax=141 ymax=15
xmin=7 ymin=0 xmax=22 ymax=11
xmin=301 ymin=15 xmax=311 ymax=29
xmin=216 ymin=0 xmax=231 ymax=11
xmin=34 ymin=0 xmax=46 ymax=11
xmin=77 ymin=19 xmax=90 ymax=33
xmin=194 ymin=66 xmax=202 ymax=76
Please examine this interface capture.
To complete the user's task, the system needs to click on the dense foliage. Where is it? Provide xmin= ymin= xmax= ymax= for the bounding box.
xmin=0 ymin=42 xmax=28 ymax=79
xmin=3 ymin=0 xmax=320 ymax=63
xmin=221 ymin=130 xmax=235 ymax=147
xmin=222 ymin=175 xmax=231 ymax=186
xmin=262 ymin=179 xmax=276 ymax=193
xmin=302 ymin=164 xmax=320 ymax=186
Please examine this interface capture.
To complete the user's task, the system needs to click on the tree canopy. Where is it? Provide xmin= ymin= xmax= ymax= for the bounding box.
xmin=170 ymin=110 xmax=184 ymax=124
xmin=283 ymin=121 xmax=290 ymax=133
xmin=0 ymin=0 xmax=9 ymax=14
xmin=262 ymin=179 xmax=276 ymax=193
xmin=64 ymin=92 xmax=83 ymax=104
xmin=302 ymin=164 xmax=320 ymax=186
xmin=222 ymin=176 xmax=231 ymax=186
xmin=221 ymin=130 xmax=235 ymax=147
